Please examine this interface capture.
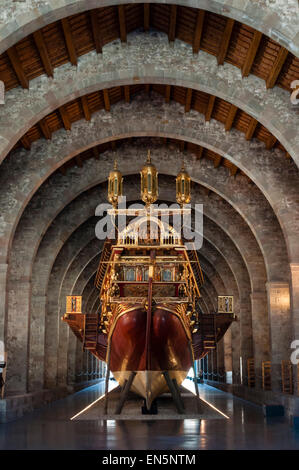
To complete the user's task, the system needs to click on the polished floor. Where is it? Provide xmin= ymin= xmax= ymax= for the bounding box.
xmin=1 ymin=380 xmax=299 ymax=450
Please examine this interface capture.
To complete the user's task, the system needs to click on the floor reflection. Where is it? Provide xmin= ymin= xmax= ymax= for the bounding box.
xmin=1 ymin=381 xmax=299 ymax=450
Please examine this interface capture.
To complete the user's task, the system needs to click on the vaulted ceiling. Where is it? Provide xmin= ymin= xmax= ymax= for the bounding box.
xmin=1 ymin=4 xmax=298 ymax=92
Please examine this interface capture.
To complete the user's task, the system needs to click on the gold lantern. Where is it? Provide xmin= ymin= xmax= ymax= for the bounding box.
xmin=140 ymin=150 xmax=158 ymax=206
xmin=176 ymin=161 xmax=191 ymax=206
xmin=108 ymin=160 xmax=123 ymax=207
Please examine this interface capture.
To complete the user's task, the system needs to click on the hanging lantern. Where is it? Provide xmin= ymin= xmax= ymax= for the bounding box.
xmin=107 ymin=160 xmax=123 ymax=207
xmin=176 ymin=161 xmax=191 ymax=206
xmin=140 ymin=150 xmax=158 ymax=206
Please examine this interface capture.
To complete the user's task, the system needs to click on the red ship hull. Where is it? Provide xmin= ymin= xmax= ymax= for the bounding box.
xmin=108 ymin=305 xmax=192 ymax=407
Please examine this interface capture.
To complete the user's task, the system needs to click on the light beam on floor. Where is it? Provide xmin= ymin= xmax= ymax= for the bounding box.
xmin=70 ymin=382 xmax=118 ymax=420
xmin=182 ymin=370 xmax=230 ymax=420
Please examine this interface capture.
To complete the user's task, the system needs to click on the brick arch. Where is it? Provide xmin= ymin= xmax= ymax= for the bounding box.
xmin=0 ymin=1 xmax=297 ymax=56
xmin=0 ymin=101 xmax=291 ymax=274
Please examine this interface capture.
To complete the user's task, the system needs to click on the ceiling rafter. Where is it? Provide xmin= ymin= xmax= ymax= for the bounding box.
xmin=90 ymin=9 xmax=102 ymax=54
xmin=144 ymin=3 xmax=150 ymax=32
xmin=193 ymin=10 xmax=205 ymax=54
xmin=118 ymin=5 xmax=127 ymax=43
xmin=217 ymin=19 xmax=235 ymax=65
xmin=214 ymin=155 xmax=222 ymax=168
xmin=81 ymin=96 xmax=91 ymax=121
xmin=266 ymin=46 xmax=289 ymax=89
xmin=205 ymin=95 xmax=216 ymax=122
xmin=185 ymin=88 xmax=193 ymax=113
xmin=165 ymin=85 xmax=171 ymax=103
xmin=33 ymin=30 xmax=53 ymax=77
xmin=225 ymin=104 xmax=238 ymax=131
xmin=61 ymin=18 xmax=77 ymax=66
xmin=103 ymin=89 xmax=111 ymax=112
xmin=168 ymin=5 xmax=177 ymax=43
xmin=245 ymin=118 xmax=258 ymax=140
xmin=6 ymin=46 xmax=29 ymax=89
xmin=242 ymin=30 xmax=262 ymax=77
xmin=59 ymin=105 xmax=72 ymax=130
xmin=39 ymin=119 xmax=51 ymax=140
xmin=266 ymin=135 xmax=277 ymax=150
xmin=20 ymin=135 xmax=31 ymax=150
xmin=124 ymin=85 xmax=130 ymax=103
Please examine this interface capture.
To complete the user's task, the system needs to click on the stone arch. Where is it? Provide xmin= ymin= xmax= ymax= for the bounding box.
xmin=0 ymin=1 xmax=297 ymax=56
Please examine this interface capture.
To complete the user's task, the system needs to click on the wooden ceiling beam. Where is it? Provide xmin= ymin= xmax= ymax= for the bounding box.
xmin=75 ymin=155 xmax=83 ymax=168
xmin=33 ymin=30 xmax=53 ymax=77
xmin=59 ymin=106 xmax=72 ymax=130
xmin=193 ymin=10 xmax=205 ymax=54
xmin=165 ymin=85 xmax=171 ymax=103
xmin=225 ymin=104 xmax=238 ymax=131
xmin=118 ymin=5 xmax=127 ymax=42
xmin=145 ymin=84 xmax=151 ymax=95
xmin=103 ymin=89 xmax=110 ymax=112
xmin=61 ymin=18 xmax=77 ymax=66
xmin=93 ymin=146 xmax=100 ymax=159
xmin=242 ymin=30 xmax=262 ymax=77
xmin=245 ymin=117 xmax=258 ymax=140
xmin=144 ymin=3 xmax=150 ymax=32
xmin=20 ymin=135 xmax=31 ymax=150
xmin=179 ymin=140 xmax=185 ymax=152
xmin=266 ymin=46 xmax=288 ymax=89
xmin=196 ymin=146 xmax=204 ymax=160
xmin=111 ymin=140 xmax=116 ymax=150
xmin=168 ymin=5 xmax=177 ymax=43
xmin=217 ymin=19 xmax=234 ymax=65
xmin=7 ymin=46 xmax=29 ymax=89
xmin=214 ymin=155 xmax=222 ymax=168
xmin=266 ymin=135 xmax=277 ymax=150
xmin=205 ymin=95 xmax=216 ymax=121
xmin=185 ymin=88 xmax=193 ymax=113
xmin=39 ymin=119 xmax=51 ymax=140
xmin=230 ymin=165 xmax=238 ymax=176
xmin=124 ymin=85 xmax=130 ymax=103
xmin=81 ymin=96 xmax=91 ymax=121
xmin=90 ymin=9 xmax=102 ymax=53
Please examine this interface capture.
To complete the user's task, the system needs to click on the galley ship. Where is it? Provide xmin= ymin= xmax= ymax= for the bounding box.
xmin=63 ymin=152 xmax=235 ymax=410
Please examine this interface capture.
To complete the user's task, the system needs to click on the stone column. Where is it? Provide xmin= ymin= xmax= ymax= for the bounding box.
xmin=28 ymin=295 xmax=47 ymax=392
xmin=250 ymin=291 xmax=270 ymax=388
xmin=212 ymin=348 xmax=218 ymax=381
xmin=290 ymin=263 xmax=299 ymax=394
xmin=57 ymin=315 xmax=69 ymax=387
xmin=0 ymin=264 xmax=8 ymax=342
xmin=239 ymin=296 xmax=253 ymax=386
xmin=266 ymin=282 xmax=292 ymax=392
xmin=44 ymin=298 xmax=59 ymax=389
xmin=67 ymin=331 xmax=77 ymax=386
xmin=223 ymin=328 xmax=232 ymax=384
xmin=217 ymin=338 xmax=225 ymax=382
xmin=231 ymin=319 xmax=241 ymax=384
xmin=6 ymin=279 xmax=30 ymax=394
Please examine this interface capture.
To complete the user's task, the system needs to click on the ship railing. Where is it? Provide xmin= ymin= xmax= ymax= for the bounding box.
xmin=117 ymin=233 xmax=182 ymax=246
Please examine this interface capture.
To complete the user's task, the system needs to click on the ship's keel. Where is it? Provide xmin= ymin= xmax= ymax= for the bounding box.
xmin=113 ymin=369 xmax=188 ymax=410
